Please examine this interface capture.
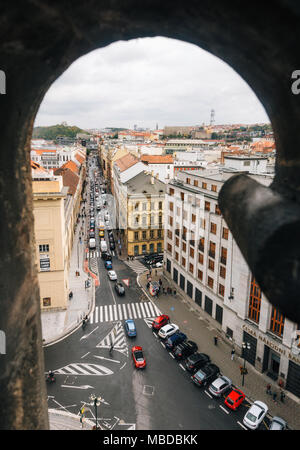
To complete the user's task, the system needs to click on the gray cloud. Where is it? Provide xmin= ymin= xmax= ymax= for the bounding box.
xmin=35 ymin=37 xmax=269 ymax=129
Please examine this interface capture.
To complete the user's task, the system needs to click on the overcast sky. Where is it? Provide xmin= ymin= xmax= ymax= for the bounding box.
xmin=34 ymin=37 xmax=269 ymax=130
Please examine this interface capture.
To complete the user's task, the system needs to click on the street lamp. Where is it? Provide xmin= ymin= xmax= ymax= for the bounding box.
xmin=241 ymin=341 xmax=251 ymax=386
xmin=89 ymin=394 xmax=103 ymax=430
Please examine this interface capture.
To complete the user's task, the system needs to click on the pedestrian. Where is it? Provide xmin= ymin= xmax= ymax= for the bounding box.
xmin=272 ymin=391 xmax=277 ymax=402
xmin=155 ymin=269 xmax=157 ymax=276
xmin=146 ymin=281 xmax=150 ymax=289
xmin=231 ymin=348 xmax=235 ymax=361
xmin=214 ymin=336 xmax=218 ymax=346
xmin=173 ymin=289 xmax=176 ymax=296
xmin=159 ymin=278 xmax=162 ymax=286
xmin=266 ymin=383 xmax=271 ymax=395
xmin=280 ymin=390 xmax=286 ymax=403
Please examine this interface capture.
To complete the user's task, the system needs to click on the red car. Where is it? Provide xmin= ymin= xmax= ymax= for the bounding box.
xmin=131 ymin=346 xmax=146 ymax=369
xmin=151 ymin=314 xmax=170 ymax=332
xmin=224 ymin=388 xmax=245 ymax=410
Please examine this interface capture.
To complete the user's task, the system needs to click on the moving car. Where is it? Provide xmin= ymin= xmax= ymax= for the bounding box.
xmin=89 ymin=238 xmax=96 ymax=249
xmin=115 ymin=282 xmax=125 ymax=296
xmin=89 ymin=231 xmax=95 ymax=238
xmin=269 ymin=416 xmax=287 ymax=430
xmin=104 ymin=260 xmax=112 ymax=270
xmin=172 ymin=340 xmax=198 ymax=361
xmin=101 ymin=252 xmax=111 ymax=261
xmin=185 ymin=353 xmax=210 ymax=373
xmin=158 ymin=323 xmax=179 ymax=340
xmin=165 ymin=332 xmax=187 ymax=351
xmin=131 ymin=346 xmax=146 ymax=369
xmin=100 ymin=240 xmax=108 ymax=252
xmin=224 ymin=388 xmax=246 ymax=411
xmin=191 ymin=363 xmax=220 ymax=387
xmin=208 ymin=375 xmax=232 ymax=397
xmin=151 ymin=314 xmax=170 ymax=332
xmin=124 ymin=319 xmax=136 ymax=337
xmin=243 ymin=400 xmax=268 ymax=430
xmin=107 ymin=270 xmax=117 ymax=281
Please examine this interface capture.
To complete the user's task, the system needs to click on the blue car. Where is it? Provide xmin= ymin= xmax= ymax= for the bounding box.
xmin=124 ymin=319 xmax=137 ymax=337
xmin=165 ymin=332 xmax=187 ymax=351
xmin=104 ymin=260 xmax=112 ymax=270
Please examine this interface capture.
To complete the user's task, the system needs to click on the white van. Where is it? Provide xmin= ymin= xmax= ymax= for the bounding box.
xmin=100 ymin=240 xmax=108 ymax=252
xmin=89 ymin=238 xmax=96 ymax=249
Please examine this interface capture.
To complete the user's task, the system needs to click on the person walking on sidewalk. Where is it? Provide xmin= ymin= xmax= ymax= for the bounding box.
xmin=280 ymin=390 xmax=286 ymax=403
xmin=266 ymin=383 xmax=272 ymax=395
xmin=214 ymin=336 xmax=218 ymax=346
xmin=231 ymin=348 xmax=235 ymax=361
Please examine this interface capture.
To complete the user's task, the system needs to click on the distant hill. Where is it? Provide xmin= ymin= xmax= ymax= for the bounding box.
xmin=32 ymin=123 xmax=90 ymax=140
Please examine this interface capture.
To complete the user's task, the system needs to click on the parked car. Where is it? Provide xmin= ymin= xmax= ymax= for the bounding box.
xmin=151 ymin=314 xmax=170 ymax=332
xmin=154 ymin=261 xmax=163 ymax=268
xmin=115 ymin=282 xmax=125 ymax=296
xmin=101 ymin=252 xmax=111 ymax=261
xmin=89 ymin=231 xmax=95 ymax=238
xmin=172 ymin=340 xmax=198 ymax=361
xmin=208 ymin=375 xmax=232 ymax=397
xmin=185 ymin=353 xmax=210 ymax=373
xmin=158 ymin=323 xmax=179 ymax=340
xmin=124 ymin=319 xmax=136 ymax=337
xmin=104 ymin=260 xmax=112 ymax=270
xmin=107 ymin=270 xmax=117 ymax=281
xmin=191 ymin=363 xmax=220 ymax=387
xmin=224 ymin=388 xmax=246 ymax=411
xmin=243 ymin=400 xmax=268 ymax=430
xmin=131 ymin=346 xmax=146 ymax=369
xmin=165 ymin=332 xmax=187 ymax=351
xmin=269 ymin=416 xmax=287 ymax=430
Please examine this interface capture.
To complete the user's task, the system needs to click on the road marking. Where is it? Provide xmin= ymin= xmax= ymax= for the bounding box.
xmin=205 ymin=390 xmax=213 ymax=399
xmin=169 ymin=353 xmax=175 ymax=359
xmin=81 ymin=352 xmax=90 ymax=359
xmin=219 ymin=405 xmax=229 ymax=414
xmin=80 ymin=326 xmax=99 ymax=340
xmin=95 ymin=306 xmax=98 ymax=323
xmin=179 ymin=364 xmax=186 ymax=371
xmin=160 ymin=341 xmax=165 ymax=348
xmin=118 ymin=304 xmax=123 ymax=320
xmin=135 ymin=302 xmax=142 ymax=319
xmin=237 ymin=421 xmax=247 ymax=430
xmin=148 ymin=302 xmax=156 ymax=316
xmin=113 ymin=305 xmax=118 ymax=321
xmin=109 ymin=305 xmax=113 ymax=321
xmin=143 ymin=302 xmax=151 ymax=317
xmin=122 ymin=303 xmax=128 ymax=320
xmin=61 ymin=385 xmax=94 ymax=390
xmin=131 ymin=303 xmax=137 ymax=319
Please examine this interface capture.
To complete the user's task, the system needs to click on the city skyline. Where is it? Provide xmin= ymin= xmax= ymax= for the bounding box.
xmin=34 ymin=37 xmax=270 ymax=130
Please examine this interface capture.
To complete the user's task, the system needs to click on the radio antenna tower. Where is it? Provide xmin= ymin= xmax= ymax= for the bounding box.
xmin=210 ymin=109 xmax=215 ymax=126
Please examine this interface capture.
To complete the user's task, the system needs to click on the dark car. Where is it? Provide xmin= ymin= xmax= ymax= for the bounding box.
xmin=191 ymin=363 xmax=220 ymax=387
xmin=185 ymin=353 xmax=210 ymax=373
xmin=165 ymin=332 xmax=187 ymax=351
xmin=104 ymin=260 xmax=112 ymax=270
xmin=148 ymin=255 xmax=163 ymax=266
xmin=89 ymin=231 xmax=95 ymax=238
xmin=143 ymin=252 xmax=158 ymax=263
xmin=115 ymin=282 xmax=125 ymax=296
xmin=172 ymin=340 xmax=198 ymax=361
xmin=101 ymin=252 xmax=111 ymax=260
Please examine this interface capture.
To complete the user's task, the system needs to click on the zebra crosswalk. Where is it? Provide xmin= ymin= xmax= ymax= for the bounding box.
xmin=89 ymin=302 xmax=161 ymax=324
xmin=124 ymin=259 xmax=147 ymax=274
xmin=96 ymin=321 xmax=128 ymax=356
xmin=55 ymin=363 xmax=113 ymax=376
xmin=86 ymin=251 xmax=100 ymax=259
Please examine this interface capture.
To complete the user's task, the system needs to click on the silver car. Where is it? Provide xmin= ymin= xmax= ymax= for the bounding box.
xmin=269 ymin=416 xmax=287 ymax=430
xmin=208 ymin=375 xmax=232 ymax=397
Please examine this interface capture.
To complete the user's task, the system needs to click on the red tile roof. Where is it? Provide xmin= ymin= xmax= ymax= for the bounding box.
xmin=141 ymin=155 xmax=173 ymax=164
xmin=114 ymin=153 xmax=139 ymax=172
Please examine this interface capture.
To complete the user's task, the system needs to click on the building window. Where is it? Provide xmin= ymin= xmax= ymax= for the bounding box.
xmin=169 ymin=216 xmax=173 ymax=226
xmin=248 ymin=276 xmax=261 ymax=323
xmin=169 ymin=201 xmax=174 ymax=211
xmin=202 ymin=182 xmax=207 ymax=189
xmin=167 ymin=230 xmax=172 ymax=240
xmin=215 ymin=204 xmax=221 ymax=215
xmin=175 ymin=252 xmax=179 ymax=261
xmin=157 ymin=242 xmax=162 ymax=252
xmin=198 ymin=252 xmax=203 ymax=264
xmin=220 ymin=265 xmax=226 ymax=279
xmin=270 ymin=307 xmax=285 ymax=337
xmin=142 ymin=244 xmax=147 ymax=254
xmin=134 ymin=231 xmax=139 ymax=240
xmin=142 ymin=202 xmax=147 ymax=211
xmin=210 ymin=222 xmax=217 ymax=234
xmin=39 ymin=244 xmax=49 ymax=253
xmin=211 ymin=184 xmax=217 ymax=192
xmin=207 ymin=276 xmax=214 ymax=289
xmin=205 ymin=201 xmax=210 ymax=211
xmin=198 ymin=270 xmax=203 ymax=281
xmin=222 ymin=227 xmax=229 ymax=240
xmin=142 ymin=216 xmax=147 ymax=227
xmin=180 ymin=192 xmax=184 ymax=201
xmin=134 ymin=202 xmax=139 ymax=210
xmin=134 ymin=245 xmax=139 ymax=255
xmin=175 ymin=237 xmax=179 ymax=247
xmin=186 ymin=177 xmax=191 ymax=184
xmin=167 ymin=243 xmax=172 ymax=253
xmin=169 ymin=188 xmax=174 ymax=196
xmin=199 ymin=237 xmax=205 ymax=252
xmin=192 ymin=214 xmax=196 ymax=224
xmin=194 ymin=180 xmax=198 ymax=187
xmin=182 ymin=242 xmax=186 ymax=253
xmin=176 ymin=206 xmax=181 ymax=216
xmin=181 ymin=256 xmax=186 ymax=267
xmin=189 ymin=263 xmax=194 ymax=274
xmin=221 ymin=247 xmax=227 ymax=265
xmin=157 ymin=229 xmax=162 ymax=238
xmin=190 ymin=247 xmax=194 ymax=258
xmin=159 ymin=201 xmax=163 ymax=210
xmin=42 ymin=297 xmax=51 ymax=307
xmin=218 ymin=284 xmax=225 ymax=297
xmin=208 ymin=259 xmax=215 ymax=271
xmin=142 ymin=231 xmax=147 ymax=240
xmin=209 ymin=241 xmax=216 ymax=258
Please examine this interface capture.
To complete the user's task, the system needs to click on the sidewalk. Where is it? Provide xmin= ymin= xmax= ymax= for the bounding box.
xmin=138 ymin=269 xmax=300 ymax=430
xmin=48 ymin=409 xmax=95 ymax=430
xmin=41 ymin=212 xmax=96 ymax=346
